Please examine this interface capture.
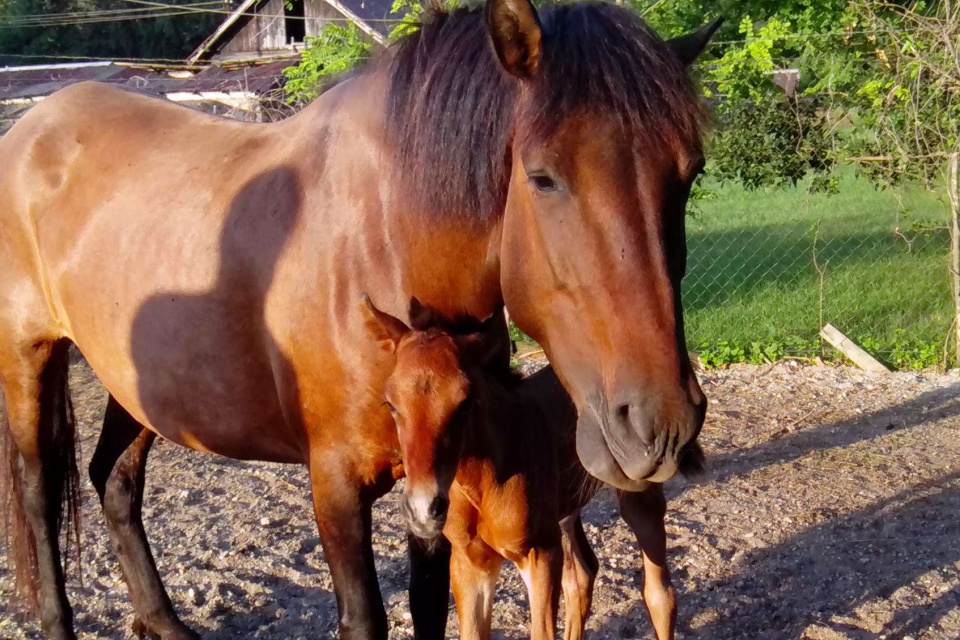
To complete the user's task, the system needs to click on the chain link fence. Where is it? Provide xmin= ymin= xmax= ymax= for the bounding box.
xmin=683 ymin=187 xmax=954 ymax=368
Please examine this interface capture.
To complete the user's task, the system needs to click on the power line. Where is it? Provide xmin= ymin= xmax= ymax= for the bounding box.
xmin=2 ymin=1 xmax=224 ymax=21
xmin=2 ymin=1 xmax=403 ymax=29
xmin=0 ymin=12 xmax=206 ymax=28
xmin=0 ymin=10 xmax=219 ymax=29
xmin=119 ymin=0 xmax=404 ymax=22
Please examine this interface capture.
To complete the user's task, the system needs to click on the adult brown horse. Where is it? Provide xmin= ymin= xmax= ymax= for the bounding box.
xmin=0 ymin=1 xmax=718 ymax=639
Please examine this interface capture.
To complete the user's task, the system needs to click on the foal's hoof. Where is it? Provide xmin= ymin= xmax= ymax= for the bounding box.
xmin=162 ymin=627 xmax=202 ymax=640
xmin=132 ymin=617 xmax=149 ymax=639
xmin=131 ymin=616 xmax=202 ymax=640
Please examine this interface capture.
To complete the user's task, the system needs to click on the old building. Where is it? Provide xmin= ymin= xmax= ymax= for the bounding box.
xmin=188 ymin=0 xmax=394 ymax=63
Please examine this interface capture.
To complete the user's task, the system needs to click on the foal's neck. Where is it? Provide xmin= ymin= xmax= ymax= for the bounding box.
xmin=462 ymin=365 xmax=574 ymax=475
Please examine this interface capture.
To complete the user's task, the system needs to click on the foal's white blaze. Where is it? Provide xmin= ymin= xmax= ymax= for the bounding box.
xmin=407 ymin=485 xmax=440 ymax=524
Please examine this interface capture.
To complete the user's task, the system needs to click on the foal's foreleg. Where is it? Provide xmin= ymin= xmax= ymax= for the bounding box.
xmin=408 ymin=532 xmax=451 ymax=640
xmin=618 ymin=487 xmax=676 ymax=640
xmin=559 ymin=513 xmax=598 ymax=640
xmin=308 ymin=456 xmax=387 ymax=640
xmin=517 ymin=546 xmax=562 ymax=640
xmin=88 ymin=396 xmax=198 ymax=640
xmin=449 ymin=545 xmax=501 ymax=640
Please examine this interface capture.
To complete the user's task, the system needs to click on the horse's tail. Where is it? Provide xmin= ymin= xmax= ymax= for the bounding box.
xmin=0 ymin=345 xmax=82 ymax=612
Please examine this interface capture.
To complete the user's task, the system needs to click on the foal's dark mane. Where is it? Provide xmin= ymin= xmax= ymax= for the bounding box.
xmin=383 ymin=1 xmax=705 ymax=223
xmin=409 ymin=304 xmax=522 ymax=389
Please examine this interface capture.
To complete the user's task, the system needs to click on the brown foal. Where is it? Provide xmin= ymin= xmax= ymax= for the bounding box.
xmin=363 ymin=296 xmax=703 ymax=640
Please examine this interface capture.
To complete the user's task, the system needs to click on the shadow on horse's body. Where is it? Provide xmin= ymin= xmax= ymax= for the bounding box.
xmin=0 ymin=2 xmax=719 ymax=638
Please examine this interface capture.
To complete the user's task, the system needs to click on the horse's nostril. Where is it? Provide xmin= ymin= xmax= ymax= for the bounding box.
xmin=429 ymin=495 xmax=449 ymax=519
xmin=615 ymin=403 xmax=655 ymax=447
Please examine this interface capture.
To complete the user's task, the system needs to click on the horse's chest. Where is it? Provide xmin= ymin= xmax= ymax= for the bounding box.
xmin=474 ymin=475 xmax=536 ymax=561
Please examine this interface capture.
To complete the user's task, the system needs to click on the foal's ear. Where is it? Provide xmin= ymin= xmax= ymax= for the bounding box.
xmin=485 ymin=0 xmax=542 ymax=78
xmin=667 ymin=17 xmax=723 ymax=66
xmin=454 ymin=332 xmax=500 ymax=368
xmin=361 ymin=293 xmax=410 ymax=354
xmin=408 ymin=296 xmax=435 ymax=331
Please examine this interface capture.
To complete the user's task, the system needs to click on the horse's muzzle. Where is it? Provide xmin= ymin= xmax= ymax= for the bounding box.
xmin=575 ymin=388 xmax=705 ymax=489
xmin=401 ymin=489 xmax=449 ymax=540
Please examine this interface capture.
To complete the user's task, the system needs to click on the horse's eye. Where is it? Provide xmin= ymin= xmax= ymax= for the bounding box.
xmin=528 ymin=172 xmax=559 ymax=193
xmin=383 ymin=401 xmax=397 ymax=416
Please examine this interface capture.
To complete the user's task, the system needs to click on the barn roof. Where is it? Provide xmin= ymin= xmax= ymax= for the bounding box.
xmin=0 ymin=60 xmax=297 ymax=103
xmin=0 ymin=62 xmax=165 ymax=102
xmin=188 ymin=0 xmax=392 ymax=63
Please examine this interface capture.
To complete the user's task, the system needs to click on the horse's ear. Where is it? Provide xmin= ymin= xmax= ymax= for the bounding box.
xmin=408 ymin=296 xmax=435 ymax=331
xmin=485 ymin=0 xmax=542 ymax=78
xmin=667 ymin=17 xmax=723 ymax=67
xmin=361 ymin=294 xmax=410 ymax=354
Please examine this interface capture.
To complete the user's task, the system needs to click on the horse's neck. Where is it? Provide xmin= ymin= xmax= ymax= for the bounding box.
xmin=459 ymin=367 xmax=594 ymax=511
xmin=464 ymin=372 xmax=549 ymax=475
xmin=293 ymin=69 xmax=504 ymax=321
xmin=522 ymin=367 xmax=601 ymax=512
xmin=516 ymin=367 xmax=577 ymax=439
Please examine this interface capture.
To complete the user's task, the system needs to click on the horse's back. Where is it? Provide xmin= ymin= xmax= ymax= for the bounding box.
xmin=0 ymin=82 xmax=263 ymax=286
xmin=0 ymin=82 xmax=308 ymax=459
xmin=0 ymin=81 xmax=271 ymax=336
xmin=0 ymin=82 xmax=239 ymax=203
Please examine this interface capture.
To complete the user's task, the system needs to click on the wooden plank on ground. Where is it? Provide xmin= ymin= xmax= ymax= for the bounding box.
xmin=820 ymin=323 xmax=890 ymax=373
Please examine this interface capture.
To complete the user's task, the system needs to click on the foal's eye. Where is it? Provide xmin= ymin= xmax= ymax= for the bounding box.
xmin=383 ymin=401 xmax=397 ymax=416
xmin=528 ymin=172 xmax=559 ymax=193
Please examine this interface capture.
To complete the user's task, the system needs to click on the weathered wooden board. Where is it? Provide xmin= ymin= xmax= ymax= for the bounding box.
xmin=820 ymin=323 xmax=890 ymax=373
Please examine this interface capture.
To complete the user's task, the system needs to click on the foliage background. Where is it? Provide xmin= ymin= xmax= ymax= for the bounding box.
xmin=2 ymin=0 xmax=957 ymax=369
xmin=0 ymin=0 xmax=222 ymax=63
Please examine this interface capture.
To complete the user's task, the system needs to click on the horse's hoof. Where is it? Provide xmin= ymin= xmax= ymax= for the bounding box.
xmin=162 ymin=627 xmax=201 ymax=640
xmin=131 ymin=617 xmax=151 ymax=639
xmin=131 ymin=616 xmax=201 ymax=640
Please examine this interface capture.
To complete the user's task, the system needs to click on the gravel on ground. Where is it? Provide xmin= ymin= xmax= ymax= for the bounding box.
xmin=2 ymin=356 xmax=958 ymax=639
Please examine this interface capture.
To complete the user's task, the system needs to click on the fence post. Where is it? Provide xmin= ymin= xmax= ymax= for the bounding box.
xmin=949 ymin=152 xmax=960 ymax=367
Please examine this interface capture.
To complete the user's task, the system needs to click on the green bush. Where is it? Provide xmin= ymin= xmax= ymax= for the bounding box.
xmin=283 ymin=23 xmax=372 ymax=105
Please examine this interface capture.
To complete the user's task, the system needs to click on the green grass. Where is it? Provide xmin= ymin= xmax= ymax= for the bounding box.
xmin=685 ymin=172 xmax=953 ymax=369
xmin=509 ymin=172 xmax=954 ymax=370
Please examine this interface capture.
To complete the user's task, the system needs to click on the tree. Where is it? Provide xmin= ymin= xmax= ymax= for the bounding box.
xmin=0 ymin=0 xmax=222 ymax=63
xmin=282 ymin=0 xmax=433 ymax=104
xmin=852 ymin=1 xmax=960 ymax=361
xmin=282 ymin=22 xmax=372 ymax=105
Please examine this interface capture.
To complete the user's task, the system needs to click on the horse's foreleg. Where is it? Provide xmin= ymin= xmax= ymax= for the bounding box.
xmin=88 ymin=396 xmax=198 ymax=640
xmin=309 ymin=458 xmax=387 ymax=640
xmin=1 ymin=342 xmax=77 ymax=640
xmin=449 ymin=546 xmax=500 ymax=640
xmin=517 ymin=546 xmax=561 ymax=640
xmin=617 ymin=487 xmax=676 ymax=640
xmin=559 ymin=513 xmax=598 ymax=640
xmin=408 ymin=532 xmax=451 ymax=639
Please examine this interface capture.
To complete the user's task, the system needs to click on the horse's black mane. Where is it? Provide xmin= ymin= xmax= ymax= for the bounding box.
xmin=383 ymin=1 xmax=704 ymax=223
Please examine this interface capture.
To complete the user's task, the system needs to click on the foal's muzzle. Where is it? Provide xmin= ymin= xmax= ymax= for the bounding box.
xmin=401 ymin=489 xmax=449 ymax=540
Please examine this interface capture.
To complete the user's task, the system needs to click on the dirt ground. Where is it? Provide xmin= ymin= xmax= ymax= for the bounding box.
xmin=1 ymin=355 xmax=959 ymax=640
